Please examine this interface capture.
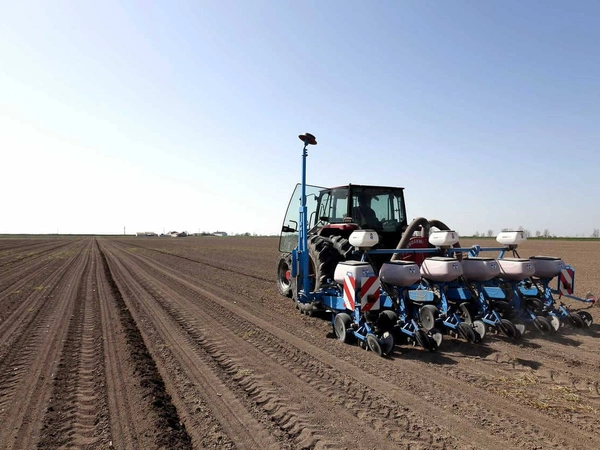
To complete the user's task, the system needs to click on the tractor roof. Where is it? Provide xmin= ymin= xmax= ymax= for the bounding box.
xmin=326 ymin=183 xmax=405 ymax=191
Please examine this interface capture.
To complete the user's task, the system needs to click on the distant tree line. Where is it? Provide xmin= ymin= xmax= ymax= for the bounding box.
xmin=472 ymin=227 xmax=600 ymax=238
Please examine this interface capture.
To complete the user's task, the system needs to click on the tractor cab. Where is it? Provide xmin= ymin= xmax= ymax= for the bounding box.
xmin=279 ymin=183 xmax=408 ymax=253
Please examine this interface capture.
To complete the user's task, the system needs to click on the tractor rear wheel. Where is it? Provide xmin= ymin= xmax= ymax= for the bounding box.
xmin=306 ymin=235 xmax=342 ymax=292
xmin=328 ymin=235 xmax=356 ymax=260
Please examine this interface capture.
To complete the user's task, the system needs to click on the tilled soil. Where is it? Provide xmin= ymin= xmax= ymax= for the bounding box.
xmin=0 ymin=236 xmax=598 ymax=449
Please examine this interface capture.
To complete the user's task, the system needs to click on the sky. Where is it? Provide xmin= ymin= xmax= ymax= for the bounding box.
xmin=1 ymin=1 xmax=599 ymax=237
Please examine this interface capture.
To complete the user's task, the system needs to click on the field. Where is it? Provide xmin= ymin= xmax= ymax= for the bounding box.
xmin=0 ymin=235 xmax=599 ymax=450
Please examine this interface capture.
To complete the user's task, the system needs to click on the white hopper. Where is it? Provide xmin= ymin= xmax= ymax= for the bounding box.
xmin=380 ymin=261 xmax=421 ymax=287
xmin=334 ymin=261 xmax=375 ymax=287
xmin=497 ymin=258 xmax=535 ymax=281
xmin=420 ymin=257 xmax=463 ymax=283
xmin=461 ymin=257 xmax=500 ymax=282
xmin=529 ymin=256 xmax=565 ymax=279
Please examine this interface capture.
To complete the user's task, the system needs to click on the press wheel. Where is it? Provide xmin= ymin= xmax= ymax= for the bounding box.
xmin=366 ymin=334 xmax=383 ymax=356
xmin=380 ymin=332 xmax=395 ymax=355
xmin=472 ymin=320 xmax=486 ymax=341
xmin=547 ymin=315 xmax=561 ymax=333
xmin=567 ymin=312 xmax=585 ymax=328
xmin=419 ymin=305 xmax=438 ymax=331
xmin=415 ymin=329 xmax=431 ymax=350
xmin=577 ymin=311 xmax=593 ymax=328
xmin=458 ymin=322 xmax=477 ymax=343
xmin=428 ymin=328 xmax=443 ymax=351
xmin=498 ymin=318 xmax=518 ymax=339
xmin=513 ymin=319 xmax=526 ymax=337
xmin=533 ymin=316 xmax=552 ymax=334
xmin=334 ymin=313 xmax=352 ymax=343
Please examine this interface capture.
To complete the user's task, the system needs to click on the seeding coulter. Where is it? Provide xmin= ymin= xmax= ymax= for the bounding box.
xmin=276 ymin=133 xmax=596 ymax=357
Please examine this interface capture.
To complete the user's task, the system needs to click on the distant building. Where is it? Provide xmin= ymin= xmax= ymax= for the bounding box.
xmin=170 ymin=231 xmax=187 ymax=237
xmin=136 ymin=231 xmax=158 ymax=237
xmin=212 ymin=231 xmax=228 ymax=237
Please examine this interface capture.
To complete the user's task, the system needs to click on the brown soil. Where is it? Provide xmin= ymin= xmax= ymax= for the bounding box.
xmin=0 ymin=235 xmax=598 ymax=449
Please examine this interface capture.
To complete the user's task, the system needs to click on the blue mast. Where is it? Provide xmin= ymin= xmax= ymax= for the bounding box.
xmin=298 ymin=133 xmax=317 ymax=302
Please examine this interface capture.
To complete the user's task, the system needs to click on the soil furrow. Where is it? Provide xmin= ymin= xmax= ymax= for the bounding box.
xmin=38 ymin=240 xmax=111 ymax=448
xmin=0 ymin=242 xmax=86 ymax=395
xmin=100 ymin=241 xmax=277 ymax=449
xmin=96 ymin=241 xmax=153 ymax=449
xmin=0 ymin=240 xmax=89 ymax=448
xmin=0 ymin=252 xmax=75 ymax=330
xmin=98 ymin=242 xmax=193 ymax=450
xmin=118 ymin=240 xmax=272 ymax=283
xmin=0 ymin=239 xmax=77 ymax=273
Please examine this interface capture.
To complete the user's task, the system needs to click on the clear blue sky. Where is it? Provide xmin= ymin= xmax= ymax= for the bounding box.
xmin=2 ymin=1 xmax=599 ymax=236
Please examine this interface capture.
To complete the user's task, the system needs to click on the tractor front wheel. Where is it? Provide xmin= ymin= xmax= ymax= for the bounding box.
xmin=276 ymin=253 xmax=293 ymax=298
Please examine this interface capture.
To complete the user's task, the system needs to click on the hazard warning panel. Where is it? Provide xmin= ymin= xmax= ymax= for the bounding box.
xmin=360 ymin=276 xmax=381 ymax=311
xmin=558 ymin=267 xmax=574 ymax=296
xmin=343 ymin=275 xmax=356 ymax=310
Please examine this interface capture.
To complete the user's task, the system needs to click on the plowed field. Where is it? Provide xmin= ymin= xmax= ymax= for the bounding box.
xmin=0 ymin=236 xmax=599 ymax=450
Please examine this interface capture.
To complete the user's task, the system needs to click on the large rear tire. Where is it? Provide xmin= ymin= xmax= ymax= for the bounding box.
xmin=294 ymin=236 xmax=342 ymax=309
xmin=306 ymin=235 xmax=342 ymax=293
xmin=329 ymin=235 xmax=356 ymax=260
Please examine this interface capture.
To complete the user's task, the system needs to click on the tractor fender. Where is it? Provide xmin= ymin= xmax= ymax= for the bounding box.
xmin=392 ymin=217 xmax=429 ymax=262
xmin=401 ymin=236 xmax=429 ymax=265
